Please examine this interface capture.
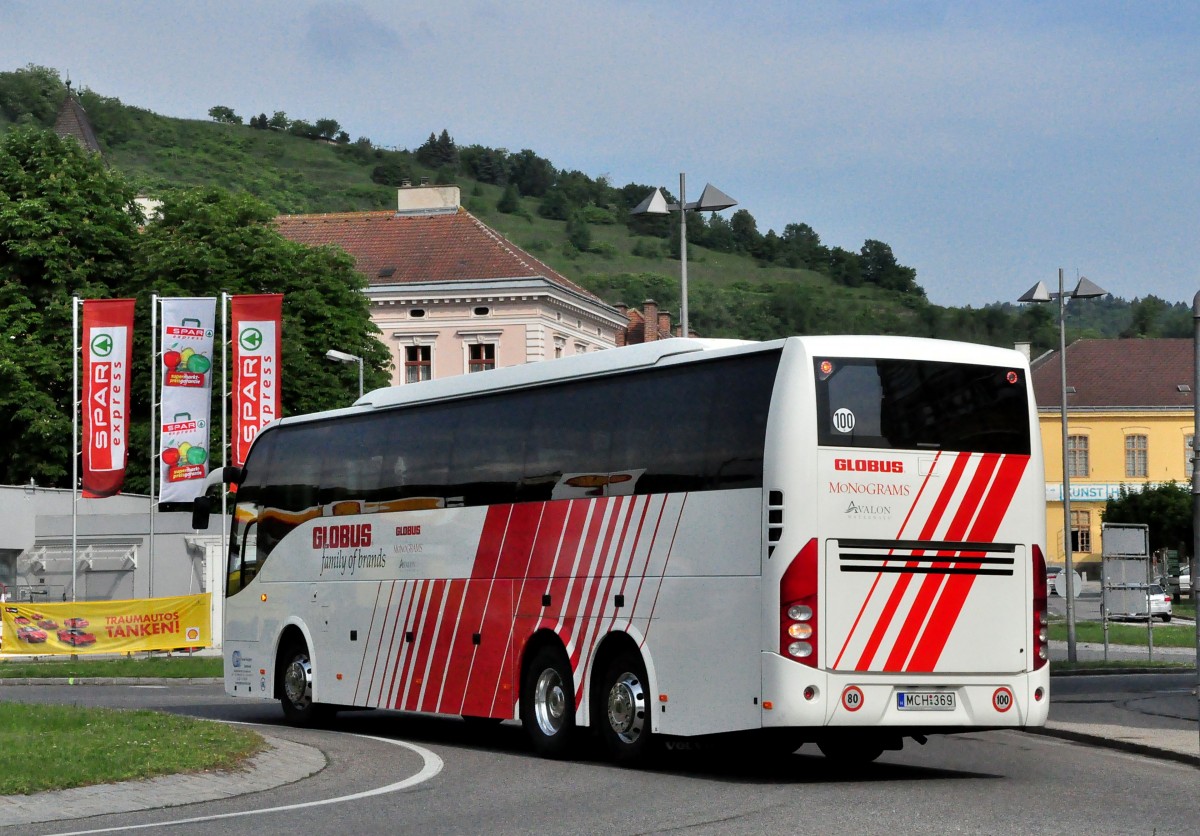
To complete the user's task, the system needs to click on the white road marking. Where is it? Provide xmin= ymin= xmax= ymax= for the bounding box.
xmin=43 ymin=728 xmax=444 ymax=835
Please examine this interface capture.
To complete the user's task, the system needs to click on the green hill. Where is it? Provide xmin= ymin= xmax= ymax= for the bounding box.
xmin=3 ymin=64 xmax=1189 ymax=350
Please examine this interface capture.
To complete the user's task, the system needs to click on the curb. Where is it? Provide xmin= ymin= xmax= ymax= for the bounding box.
xmin=0 ymin=734 xmax=326 ymax=829
xmin=1026 ymin=726 xmax=1200 ymax=768
xmin=1050 ymin=666 xmax=1198 ymax=677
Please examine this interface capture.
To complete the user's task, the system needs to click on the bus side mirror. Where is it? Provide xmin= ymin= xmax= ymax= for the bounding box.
xmin=192 ymin=496 xmax=212 ymax=530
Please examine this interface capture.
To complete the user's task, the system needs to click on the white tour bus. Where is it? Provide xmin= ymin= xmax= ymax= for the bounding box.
xmin=196 ymin=335 xmax=1049 ymax=764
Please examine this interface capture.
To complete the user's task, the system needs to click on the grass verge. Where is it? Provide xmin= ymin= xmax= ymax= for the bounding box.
xmin=0 ymin=656 xmax=222 ymax=679
xmin=1048 ymin=620 xmax=1197 ymax=648
xmin=1050 ymin=659 xmax=1194 ymax=673
xmin=0 ymin=702 xmax=263 ymax=795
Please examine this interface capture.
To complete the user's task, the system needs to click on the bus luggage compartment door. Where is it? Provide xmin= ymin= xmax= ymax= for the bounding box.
xmin=825 ymin=538 xmax=1029 ymax=674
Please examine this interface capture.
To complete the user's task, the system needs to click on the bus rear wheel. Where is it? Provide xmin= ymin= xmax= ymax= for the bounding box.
xmin=599 ymin=650 xmax=652 ymax=764
xmin=279 ymin=641 xmax=332 ymax=727
xmin=817 ymin=735 xmax=885 ymax=765
xmin=521 ymin=645 xmax=576 ymax=759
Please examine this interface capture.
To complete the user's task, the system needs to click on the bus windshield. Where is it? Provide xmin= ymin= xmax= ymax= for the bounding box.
xmin=814 ymin=357 xmax=1031 ymax=455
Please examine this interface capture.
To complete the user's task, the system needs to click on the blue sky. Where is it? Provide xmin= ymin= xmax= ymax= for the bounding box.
xmin=2 ymin=1 xmax=1197 ymax=307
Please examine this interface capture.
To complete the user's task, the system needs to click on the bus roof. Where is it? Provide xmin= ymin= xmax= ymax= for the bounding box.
xmin=272 ymin=334 xmax=1028 ymax=429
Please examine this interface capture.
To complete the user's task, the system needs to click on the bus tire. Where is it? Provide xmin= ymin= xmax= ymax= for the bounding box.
xmin=279 ymin=641 xmax=332 ymax=727
xmin=599 ymin=649 xmax=652 ymax=765
xmin=817 ymin=735 xmax=884 ymax=765
xmin=521 ymin=645 xmax=576 ymax=759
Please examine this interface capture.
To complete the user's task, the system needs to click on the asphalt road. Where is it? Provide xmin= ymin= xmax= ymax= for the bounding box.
xmin=2 ymin=681 xmax=1197 ymax=835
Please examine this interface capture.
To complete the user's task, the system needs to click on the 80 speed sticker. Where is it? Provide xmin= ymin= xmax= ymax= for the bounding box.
xmin=841 ymin=685 xmax=865 ymax=712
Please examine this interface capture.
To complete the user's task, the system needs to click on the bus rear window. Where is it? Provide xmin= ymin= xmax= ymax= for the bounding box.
xmin=814 ymin=357 xmax=1030 ymax=455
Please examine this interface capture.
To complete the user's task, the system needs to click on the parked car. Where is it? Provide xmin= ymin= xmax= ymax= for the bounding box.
xmin=57 ymin=627 xmax=97 ymax=646
xmin=17 ymin=625 xmax=48 ymax=643
xmin=1179 ymin=569 xmax=1191 ymax=593
xmin=1112 ymin=584 xmax=1173 ymax=622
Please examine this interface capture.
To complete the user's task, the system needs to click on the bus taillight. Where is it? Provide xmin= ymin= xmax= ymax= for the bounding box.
xmin=1032 ymin=544 xmax=1048 ymax=670
xmin=780 ymin=538 xmax=819 ymax=667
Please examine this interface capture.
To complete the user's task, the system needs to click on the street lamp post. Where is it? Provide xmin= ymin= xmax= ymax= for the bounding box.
xmin=1019 ymin=268 xmax=1107 ymax=663
xmin=325 ymin=348 xmax=364 ymax=400
xmin=632 ymin=173 xmax=736 ymax=337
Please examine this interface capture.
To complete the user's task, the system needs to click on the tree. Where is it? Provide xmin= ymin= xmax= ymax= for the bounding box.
xmin=730 ymin=209 xmax=762 ymax=255
xmin=507 ymin=149 xmax=555 ymax=197
xmin=860 ymin=239 xmax=921 ymax=295
xmin=1104 ymin=483 xmax=1192 ymax=557
xmin=207 ymin=105 xmax=242 ymax=125
xmin=565 ymin=210 xmax=592 ymax=252
xmin=496 ymin=183 xmax=522 ymax=214
xmin=416 ymin=129 xmax=458 ymax=169
xmin=313 ymin=118 xmax=341 ymax=141
xmin=268 ymin=111 xmax=289 ymax=130
xmin=0 ymin=64 xmax=65 ymax=126
xmin=123 ymin=188 xmax=391 ymax=491
xmin=0 ymin=128 xmax=142 ymax=486
xmin=0 ymin=131 xmax=390 ymax=492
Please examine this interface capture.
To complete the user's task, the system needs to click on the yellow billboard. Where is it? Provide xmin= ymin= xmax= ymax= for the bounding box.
xmin=1 ymin=594 xmax=211 ymax=655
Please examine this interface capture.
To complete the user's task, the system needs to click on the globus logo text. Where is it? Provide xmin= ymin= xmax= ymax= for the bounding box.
xmin=834 ymin=458 xmax=903 ymax=474
xmin=313 ymin=523 xmax=372 ymax=550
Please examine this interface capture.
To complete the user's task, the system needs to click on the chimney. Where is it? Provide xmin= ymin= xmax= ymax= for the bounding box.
xmin=396 ymin=185 xmax=461 ymax=216
xmin=642 ymin=300 xmax=658 ymax=343
xmin=658 ymin=312 xmax=671 ymax=338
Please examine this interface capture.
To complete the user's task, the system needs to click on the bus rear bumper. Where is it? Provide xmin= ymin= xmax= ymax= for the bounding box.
xmin=761 ymin=653 xmax=1050 ymax=730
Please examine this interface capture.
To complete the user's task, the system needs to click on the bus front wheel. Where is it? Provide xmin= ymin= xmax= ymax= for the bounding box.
xmin=521 ymin=645 xmax=576 ymax=759
xmin=599 ymin=650 xmax=652 ymax=764
xmin=279 ymin=642 xmax=331 ymax=727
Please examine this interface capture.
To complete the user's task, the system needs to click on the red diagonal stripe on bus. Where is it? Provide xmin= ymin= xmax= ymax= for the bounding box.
xmin=833 ymin=452 xmax=944 ymax=669
xmin=458 ymin=498 xmax=544 ymax=714
xmin=449 ymin=504 xmax=517 ymax=715
xmin=356 ymin=581 xmax=390 ymax=705
xmin=853 ymin=451 xmax=970 ymax=670
xmin=463 ymin=502 xmax=547 ymax=715
xmin=882 ymin=453 xmax=1001 ymax=671
xmin=568 ymin=496 xmax=628 ymax=672
xmin=904 ymin=454 xmax=1029 ymax=671
xmin=639 ymin=494 xmax=688 ymax=644
xmin=383 ymin=580 xmax=421 ymax=708
xmin=401 ymin=579 xmax=448 ymax=711
xmin=578 ymin=491 xmax=657 ymax=700
xmin=471 ymin=504 xmax=513 ymax=579
xmin=482 ymin=500 xmax=570 ymax=716
xmin=514 ymin=501 xmax=572 ymax=633
xmin=556 ymin=498 xmax=614 ymax=666
xmin=421 ymin=578 xmax=467 ymax=713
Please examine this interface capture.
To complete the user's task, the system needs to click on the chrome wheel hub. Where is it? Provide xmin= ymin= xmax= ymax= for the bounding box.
xmin=284 ymin=655 xmax=313 ymax=708
xmin=533 ymin=667 xmax=568 ymax=737
xmin=607 ymin=671 xmax=645 ymax=744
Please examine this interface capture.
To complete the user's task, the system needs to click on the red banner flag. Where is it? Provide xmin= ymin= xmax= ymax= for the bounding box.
xmin=232 ymin=294 xmax=282 ymax=466
xmin=81 ymin=299 xmax=135 ymax=498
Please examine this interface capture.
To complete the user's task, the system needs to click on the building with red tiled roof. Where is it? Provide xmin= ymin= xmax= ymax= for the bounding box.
xmin=1030 ymin=338 xmax=1194 ymax=572
xmin=276 ymin=186 xmax=627 ymax=384
xmin=614 ymin=300 xmax=678 ymax=346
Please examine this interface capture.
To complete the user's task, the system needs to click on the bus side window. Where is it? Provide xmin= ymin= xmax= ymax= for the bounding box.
xmin=228 ymin=429 xmax=275 ymax=598
xmin=520 ymin=380 xmax=614 ymax=502
xmin=447 ymin=394 xmax=529 ymax=507
xmin=257 ymin=423 xmax=325 ymax=561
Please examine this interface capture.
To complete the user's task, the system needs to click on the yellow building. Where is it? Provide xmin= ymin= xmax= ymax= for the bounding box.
xmin=1031 ymin=338 xmax=1194 ymax=575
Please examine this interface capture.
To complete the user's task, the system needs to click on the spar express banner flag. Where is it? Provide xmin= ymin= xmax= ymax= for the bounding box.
xmin=1 ymin=594 xmax=211 ymax=655
xmin=159 ymin=298 xmax=217 ymax=503
xmin=232 ymin=294 xmax=282 ymax=466
xmin=82 ymin=299 xmax=135 ymax=498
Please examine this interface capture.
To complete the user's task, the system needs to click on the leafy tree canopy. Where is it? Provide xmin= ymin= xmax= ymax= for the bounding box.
xmin=0 ymin=128 xmax=389 ymax=492
xmin=1103 ymin=482 xmax=1192 ymax=557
